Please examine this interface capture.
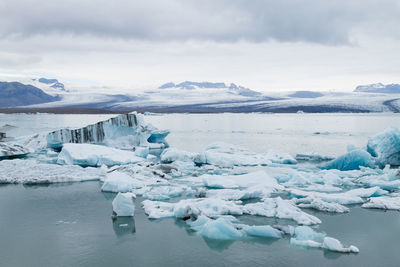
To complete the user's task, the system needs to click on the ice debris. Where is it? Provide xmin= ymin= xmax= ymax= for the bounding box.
xmin=57 ymin=143 xmax=145 ymax=167
xmin=112 ymin=192 xmax=136 ymax=217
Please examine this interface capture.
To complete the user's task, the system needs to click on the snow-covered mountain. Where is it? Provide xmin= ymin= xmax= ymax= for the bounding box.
xmin=0 ymin=81 xmax=59 ymax=107
xmin=158 ymin=81 xmax=261 ymax=97
xmin=354 ymin=83 xmax=400 ymax=94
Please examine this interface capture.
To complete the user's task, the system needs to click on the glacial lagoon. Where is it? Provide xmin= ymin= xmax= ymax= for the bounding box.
xmin=1 ymin=112 xmax=400 ymax=266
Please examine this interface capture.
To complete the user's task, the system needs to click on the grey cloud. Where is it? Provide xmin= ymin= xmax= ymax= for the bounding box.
xmin=0 ymin=0 xmax=399 ymax=44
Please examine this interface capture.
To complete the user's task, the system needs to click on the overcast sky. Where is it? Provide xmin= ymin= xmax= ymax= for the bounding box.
xmin=0 ymin=0 xmax=399 ymax=92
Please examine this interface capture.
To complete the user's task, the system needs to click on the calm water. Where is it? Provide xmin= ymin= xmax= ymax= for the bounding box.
xmin=0 ymin=182 xmax=399 ymax=267
xmin=1 ymin=113 xmax=400 ymax=266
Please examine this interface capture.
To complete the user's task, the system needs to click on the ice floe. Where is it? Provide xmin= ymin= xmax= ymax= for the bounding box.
xmin=362 ymin=196 xmax=400 ymax=211
xmin=0 ymin=159 xmax=104 ymax=184
xmin=296 ymin=198 xmax=349 ymax=213
xmin=0 ymin=142 xmax=29 ymax=159
xmin=243 ymin=197 xmax=322 ymax=225
xmin=290 ymin=226 xmax=359 ymax=253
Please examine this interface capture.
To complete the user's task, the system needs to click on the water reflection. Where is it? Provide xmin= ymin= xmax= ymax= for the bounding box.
xmin=112 ymin=216 xmax=136 ymax=237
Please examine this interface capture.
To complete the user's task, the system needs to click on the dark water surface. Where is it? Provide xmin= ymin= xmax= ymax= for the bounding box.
xmin=0 ymin=182 xmax=399 ymax=267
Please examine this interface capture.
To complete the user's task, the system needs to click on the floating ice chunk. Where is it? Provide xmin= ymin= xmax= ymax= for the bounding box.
xmin=0 ymin=159 xmax=104 ymax=184
xmin=101 ymin=171 xmax=135 ymax=193
xmin=290 ymin=186 xmax=387 ymax=205
xmin=168 ymin=160 xmax=198 ymax=177
xmin=141 ymin=185 xmax=188 ymax=200
xmin=190 ymin=216 xmax=244 ymax=240
xmin=290 ymin=226 xmax=359 ymax=253
xmin=112 ymin=192 xmax=136 ymax=217
xmin=0 ymin=142 xmax=29 ymax=159
xmin=57 ymin=143 xmax=145 ymax=167
xmin=296 ymin=198 xmax=349 ymax=213
xmin=362 ymin=196 xmax=400 ymax=211
xmin=292 ymin=225 xmax=325 ymax=242
xmin=243 ymin=197 xmax=321 ymax=225
xmin=263 ymin=150 xmax=297 ymax=164
xmin=134 ymin=146 xmax=149 ymax=158
xmin=197 ymin=142 xmax=271 ymax=167
xmin=142 ymin=198 xmax=243 ymax=219
xmin=205 ymin=186 xmax=274 ymax=200
xmin=284 ymin=172 xmax=312 ymax=186
xmin=242 ymin=225 xmax=282 ymax=238
xmin=295 ymin=152 xmax=334 ymax=162
xmin=199 ymin=171 xmax=283 ymax=191
xmin=367 ymin=127 xmax=400 ymax=167
xmin=160 ymin=148 xmax=197 ymax=163
xmin=322 ymin=149 xmax=375 ymax=171
xmin=322 ymin=237 xmax=359 ymax=253
xmin=302 ymin=184 xmax=343 ymax=193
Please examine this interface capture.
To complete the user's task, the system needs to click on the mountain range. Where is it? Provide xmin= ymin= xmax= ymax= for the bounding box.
xmin=0 ymin=78 xmax=399 ymax=113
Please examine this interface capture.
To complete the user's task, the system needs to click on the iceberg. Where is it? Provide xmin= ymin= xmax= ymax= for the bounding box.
xmin=57 ymin=143 xmax=145 ymax=167
xmin=101 ymin=171 xmax=135 ymax=193
xmin=112 ymin=192 xmax=136 ymax=217
xmin=0 ymin=159 xmax=104 ymax=184
xmin=46 ymin=112 xmax=169 ymax=150
xmin=0 ymin=142 xmax=29 ymax=159
xmin=362 ymin=196 xmax=400 ymax=211
xmin=322 ymin=149 xmax=375 ymax=171
xmin=367 ymin=127 xmax=400 ymax=167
